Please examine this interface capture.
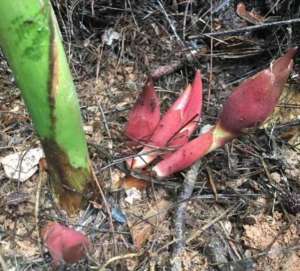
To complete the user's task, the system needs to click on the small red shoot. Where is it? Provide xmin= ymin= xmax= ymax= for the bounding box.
xmin=125 ymin=78 xmax=160 ymax=142
xmin=42 ymin=222 xmax=91 ymax=266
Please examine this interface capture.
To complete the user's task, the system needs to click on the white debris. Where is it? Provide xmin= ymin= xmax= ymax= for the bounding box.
xmin=102 ymin=28 xmax=120 ymax=46
xmin=124 ymin=187 xmax=142 ymax=204
xmin=83 ymin=125 xmax=93 ymax=134
xmin=1 ymin=148 xmax=44 ymax=182
xmin=200 ymin=124 xmax=213 ymax=134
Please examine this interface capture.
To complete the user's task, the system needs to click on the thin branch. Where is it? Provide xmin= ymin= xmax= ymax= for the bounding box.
xmin=189 ymin=18 xmax=300 ymax=38
xmin=97 ymin=253 xmax=139 ymax=271
xmin=90 ymin=167 xmax=118 ymax=255
xmin=35 ymin=169 xmax=47 ymax=254
xmin=171 ymin=161 xmax=201 ymax=271
xmin=157 ymin=0 xmax=185 ymax=46
xmin=0 ymin=250 xmax=8 ymax=271
xmin=187 ymin=203 xmax=240 ymax=244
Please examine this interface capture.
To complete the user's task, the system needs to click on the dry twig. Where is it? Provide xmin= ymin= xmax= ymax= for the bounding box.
xmin=190 ymin=18 xmax=300 ymax=38
xmin=171 ymin=161 xmax=201 ymax=271
xmin=97 ymin=252 xmax=139 ymax=271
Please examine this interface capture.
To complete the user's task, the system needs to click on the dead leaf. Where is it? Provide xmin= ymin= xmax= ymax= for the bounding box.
xmin=121 ymin=176 xmax=150 ymax=190
xmin=110 ymin=169 xmax=126 ymax=191
xmin=0 ymin=148 xmax=44 ymax=182
xmin=128 ymin=199 xmax=171 ymax=250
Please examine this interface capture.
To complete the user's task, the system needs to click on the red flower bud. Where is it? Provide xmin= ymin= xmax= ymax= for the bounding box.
xmin=219 ymin=48 xmax=297 ymax=134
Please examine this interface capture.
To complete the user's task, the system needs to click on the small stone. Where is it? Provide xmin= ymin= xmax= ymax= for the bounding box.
xmin=271 ymin=172 xmax=281 ymax=183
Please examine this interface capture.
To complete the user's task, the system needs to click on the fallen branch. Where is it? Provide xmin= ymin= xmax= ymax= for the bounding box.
xmin=171 ymin=161 xmax=202 ymax=271
xmin=189 ymin=18 xmax=300 ymax=38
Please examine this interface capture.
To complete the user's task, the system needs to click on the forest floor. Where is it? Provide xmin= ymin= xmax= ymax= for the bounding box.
xmin=0 ymin=1 xmax=300 ymax=270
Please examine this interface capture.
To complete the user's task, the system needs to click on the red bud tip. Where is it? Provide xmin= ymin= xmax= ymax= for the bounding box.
xmin=219 ymin=48 xmax=297 ymax=134
xmin=42 ymin=222 xmax=90 ymax=266
xmin=125 ymin=78 xmax=160 ymax=142
xmin=183 ymin=70 xmax=203 ymax=124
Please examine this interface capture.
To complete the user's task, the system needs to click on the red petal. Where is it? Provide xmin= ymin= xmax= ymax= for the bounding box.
xmin=219 ymin=48 xmax=297 ymax=134
xmin=128 ymin=70 xmax=203 ymax=169
xmin=162 ymin=120 xmax=198 ymax=159
xmin=153 ymin=122 xmax=235 ymax=178
xmin=152 ymin=129 xmax=213 ymax=178
xmin=42 ymin=222 xmax=90 ymax=266
xmin=125 ymin=78 xmax=160 ymax=142
xmin=126 ymin=84 xmax=192 ymax=168
xmin=149 ymin=83 xmax=193 ymax=146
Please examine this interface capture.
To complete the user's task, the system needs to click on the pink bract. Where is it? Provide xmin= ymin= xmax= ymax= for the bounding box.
xmin=125 ymin=78 xmax=160 ymax=142
xmin=42 ymin=222 xmax=90 ymax=266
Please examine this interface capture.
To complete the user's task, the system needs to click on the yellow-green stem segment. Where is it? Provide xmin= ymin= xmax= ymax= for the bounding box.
xmin=0 ymin=0 xmax=93 ymax=213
